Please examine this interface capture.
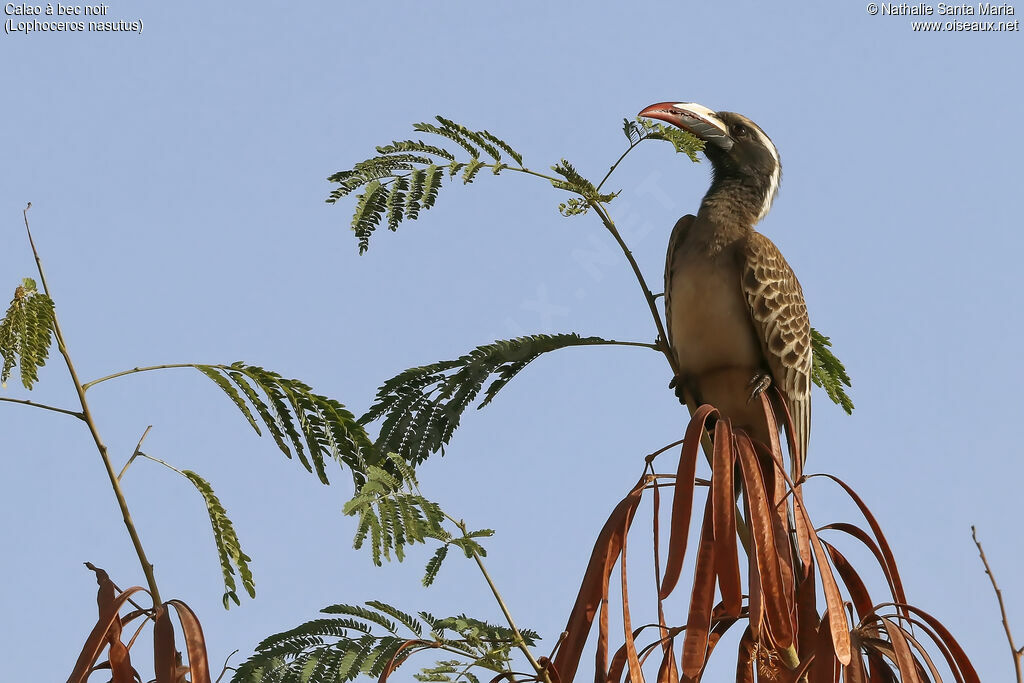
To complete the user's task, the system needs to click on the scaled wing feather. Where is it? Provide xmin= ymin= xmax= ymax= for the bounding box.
xmin=739 ymin=232 xmax=812 ymax=474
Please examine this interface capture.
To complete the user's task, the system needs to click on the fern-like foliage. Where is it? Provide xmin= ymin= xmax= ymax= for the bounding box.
xmin=0 ymin=278 xmax=56 ymax=390
xmin=622 ymin=116 xmax=704 ymax=160
xmin=180 ymin=469 xmax=255 ymax=609
xmin=195 ymin=362 xmax=377 ymax=485
xmin=811 ymin=328 xmax=854 ymax=414
xmin=343 ymin=454 xmax=492 ymax=584
xmin=549 ymin=159 xmax=619 ymax=204
xmin=331 ymin=115 xmax=707 ymax=249
xmin=231 ymin=601 xmax=537 ymax=683
xmin=343 ymin=455 xmax=445 ymax=567
xmin=327 ymin=116 xmax=526 ymax=254
xmin=360 ymin=334 xmax=613 ymax=466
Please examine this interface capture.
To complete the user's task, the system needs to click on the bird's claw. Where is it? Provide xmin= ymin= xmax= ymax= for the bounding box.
xmin=669 ymin=374 xmax=690 ymax=406
xmin=747 ymin=372 xmax=772 ymax=403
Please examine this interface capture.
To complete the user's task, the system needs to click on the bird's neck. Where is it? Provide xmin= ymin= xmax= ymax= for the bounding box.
xmin=696 ymin=173 xmax=771 ymax=242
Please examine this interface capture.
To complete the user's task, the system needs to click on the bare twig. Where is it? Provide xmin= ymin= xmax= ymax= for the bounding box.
xmin=588 ymin=200 xmax=678 ymax=376
xmin=0 ymin=396 xmax=84 ymax=420
xmin=972 ymin=525 xmax=1022 ymax=683
xmin=83 ymin=363 xmax=204 ymax=391
xmin=134 ymin=452 xmax=187 ymax=475
xmin=117 ymin=425 xmax=153 ymax=480
xmin=214 ymin=649 xmax=239 ymax=683
xmin=24 ymin=205 xmax=162 ymax=605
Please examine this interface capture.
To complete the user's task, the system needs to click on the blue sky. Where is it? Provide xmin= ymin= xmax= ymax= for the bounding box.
xmin=1 ymin=2 xmax=1021 ymax=680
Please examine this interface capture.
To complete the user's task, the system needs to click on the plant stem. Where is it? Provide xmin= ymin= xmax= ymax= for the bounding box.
xmin=449 ymin=515 xmax=549 ymax=683
xmin=83 ymin=363 xmax=203 ymax=391
xmin=596 ymin=140 xmax=642 ymax=193
xmin=83 ymin=345 xmax=657 ymax=393
xmin=134 ymin=452 xmax=186 ymax=476
xmin=0 ymin=396 xmax=84 ymax=420
xmin=117 ymin=425 xmax=153 ymax=480
xmin=972 ymin=525 xmax=1022 ymax=683
xmin=507 ymin=166 xmax=563 ymax=185
xmin=593 ymin=339 xmax=660 ymax=351
xmin=588 ymin=201 xmax=678 ymax=376
xmin=23 ymin=205 xmax=163 ymax=606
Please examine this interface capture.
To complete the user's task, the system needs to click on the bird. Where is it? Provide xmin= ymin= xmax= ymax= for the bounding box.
xmin=638 ymin=102 xmax=811 ymax=479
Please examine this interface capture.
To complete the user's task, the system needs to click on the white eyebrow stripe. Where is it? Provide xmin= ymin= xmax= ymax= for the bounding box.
xmin=751 ymin=123 xmax=781 ymax=223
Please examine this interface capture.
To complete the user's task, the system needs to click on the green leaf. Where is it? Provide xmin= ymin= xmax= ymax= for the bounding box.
xmin=366 ymin=600 xmax=424 ymax=637
xmin=549 ymin=159 xmax=619 ymax=207
xmin=231 ymin=606 xmax=414 ymax=683
xmin=625 ymin=116 xmax=704 ymax=161
xmin=449 ymin=537 xmax=486 ymax=559
xmin=197 ymin=366 xmax=260 ymax=436
xmin=421 ymin=165 xmax=443 ymax=210
xmin=461 ymin=159 xmax=485 ymax=184
xmin=181 ymin=469 xmax=255 ymax=608
xmin=361 ymin=334 xmax=614 ymax=466
xmin=343 ymin=458 xmax=449 ymax=566
xmin=436 ymin=116 xmax=502 ymax=162
xmin=811 ymin=328 xmax=854 ymax=414
xmin=413 ymin=121 xmax=479 ymax=158
xmin=462 ymin=529 xmax=494 ymax=540
xmin=385 ymin=176 xmax=409 ymax=232
xmin=552 ymin=159 xmax=596 ymax=195
xmin=376 ymin=140 xmax=456 ymax=161
xmin=422 ymin=546 xmax=447 ymax=587
xmin=233 ymin=604 xmax=537 ymax=683
xmin=558 ymin=197 xmax=589 ymax=217
xmin=406 ymin=168 xmax=426 ymax=220
xmin=351 ymin=180 xmax=390 ymax=255
xmin=622 ymin=117 xmax=640 ymax=144
xmin=196 ymin=363 xmax=377 ymax=486
xmin=321 ymin=604 xmax=399 ymax=635
xmin=479 ymin=130 xmax=523 ymax=166
xmin=329 ymin=117 xmax=527 ymax=252
xmin=0 ymin=278 xmax=56 ymax=390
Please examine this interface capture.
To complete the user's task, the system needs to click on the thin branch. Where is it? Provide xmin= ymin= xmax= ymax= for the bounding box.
xmin=124 ymin=616 xmax=151 ymax=652
xmin=214 ymin=649 xmax=239 ymax=683
xmin=498 ymin=165 xmax=563 ymax=185
xmin=645 ymin=438 xmax=686 ymax=463
xmin=593 ymin=339 xmax=660 ymax=352
xmin=596 ymin=139 xmax=643 ymax=192
xmin=972 ymin=525 xmax=1022 ymax=683
xmin=588 ymin=200 xmax=678 ymax=376
xmin=134 ymin=451 xmax=186 ymax=476
xmin=83 ymin=363 xmax=203 ymax=391
xmin=545 ymin=631 xmax=568 ymax=664
xmin=446 ymin=514 xmax=550 ymax=683
xmin=117 ymin=425 xmax=153 ymax=481
xmin=23 ymin=204 xmax=162 ymax=606
xmin=0 ymin=396 xmax=84 ymax=420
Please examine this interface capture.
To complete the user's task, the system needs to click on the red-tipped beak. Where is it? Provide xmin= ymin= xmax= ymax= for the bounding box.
xmin=638 ymin=102 xmax=733 ymax=150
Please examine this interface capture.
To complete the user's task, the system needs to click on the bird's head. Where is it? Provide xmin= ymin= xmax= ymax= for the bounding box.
xmin=639 ymin=102 xmax=781 ymax=223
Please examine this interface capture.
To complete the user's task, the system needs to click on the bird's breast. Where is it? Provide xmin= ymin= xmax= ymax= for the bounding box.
xmin=666 ymin=249 xmax=763 ymax=375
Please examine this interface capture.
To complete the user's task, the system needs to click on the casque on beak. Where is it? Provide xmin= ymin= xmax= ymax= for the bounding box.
xmin=638 ymin=102 xmax=734 ymax=151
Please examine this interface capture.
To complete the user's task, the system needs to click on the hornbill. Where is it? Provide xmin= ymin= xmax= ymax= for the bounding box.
xmin=639 ymin=102 xmax=811 ymax=478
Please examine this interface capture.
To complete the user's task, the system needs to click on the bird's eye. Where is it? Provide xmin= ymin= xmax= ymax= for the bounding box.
xmin=732 ymin=124 xmax=748 ymax=138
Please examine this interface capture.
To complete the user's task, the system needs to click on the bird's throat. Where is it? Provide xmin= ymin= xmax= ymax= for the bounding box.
xmin=698 ymin=174 xmax=770 ymax=232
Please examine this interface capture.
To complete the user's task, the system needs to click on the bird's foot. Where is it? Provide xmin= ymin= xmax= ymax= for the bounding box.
xmin=747 ymin=372 xmax=772 ymax=403
xmin=669 ymin=373 xmax=691 ymax=406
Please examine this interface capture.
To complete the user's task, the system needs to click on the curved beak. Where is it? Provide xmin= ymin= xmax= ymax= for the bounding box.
xmin=638 ymin=102 xmax=734 ymax=151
